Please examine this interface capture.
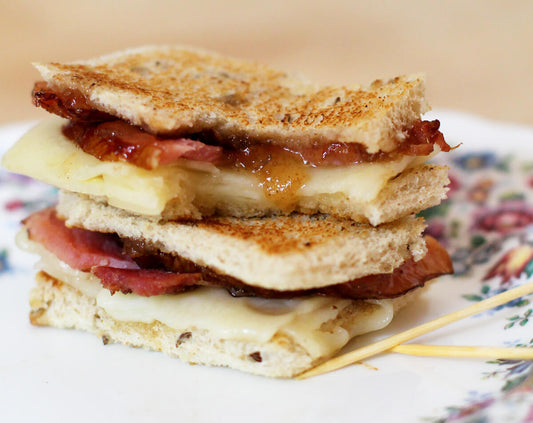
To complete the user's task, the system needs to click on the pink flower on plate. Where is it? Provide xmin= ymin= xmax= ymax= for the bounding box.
xmin=447 ymin=173 xmax=461 ymax=197
xmin=424 ymin=220 xmax=447 ymax=246
xmin=4 ymin=199 xmax=24 ymax=211
xmin=472 ymin=201 xmax=533 ymax=234
xmin=527 ymin=174 xmax=533 ymax=189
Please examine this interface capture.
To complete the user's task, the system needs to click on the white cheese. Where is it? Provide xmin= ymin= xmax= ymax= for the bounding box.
xmin=2 ymin=119 xmax=189 ymax=216
xmin=19 ymin=229 xmax=394 ymax=359
xmin=2 ymin=118 xmax=429 ymax=217
xmin=96 ymin=289 xmax=344 ymax=346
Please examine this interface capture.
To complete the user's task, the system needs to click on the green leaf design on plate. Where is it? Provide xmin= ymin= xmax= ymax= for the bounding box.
xmin=515 ymin=299 xmax=531 ymax=307
xmin=496 ymin=155 xmax=512 ymax=172
xmin=503 ymin=375 xmax=528 ymax=392
xmin=525 ymin=259 xmax=533 ymax=278
xmin=450 ymin=220 xmax=461 ymax=238
xmin=417 ymin=202 xmax=451 ymax=219
xmin=505 ymin=309 xmax=533 ymax=330
xmin=470 ymin=235 xmax=486 ymax=249
xmin=499 ymin=192 xmax=525 ymax=202
xmin=463 ymin=294 xmax=484 ymax=302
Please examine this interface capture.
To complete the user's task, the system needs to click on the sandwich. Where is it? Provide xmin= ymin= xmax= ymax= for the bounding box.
xmin=2 ymin=46 xmax=453 ymax=378
xmin=4 ymin=46 xmax=451 ymax=225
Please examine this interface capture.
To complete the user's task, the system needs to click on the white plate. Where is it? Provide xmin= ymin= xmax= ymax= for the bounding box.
xmin=2 ymin=112 xmax=533 ymax=423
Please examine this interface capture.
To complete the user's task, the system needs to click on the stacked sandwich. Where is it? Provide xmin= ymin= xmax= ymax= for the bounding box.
xmin=2 ymin=46 xmax=453 ymax=378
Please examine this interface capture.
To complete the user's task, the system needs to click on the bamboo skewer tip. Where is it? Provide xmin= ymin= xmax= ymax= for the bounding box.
xmin=297 ymin=280 xmax=533 ymax=379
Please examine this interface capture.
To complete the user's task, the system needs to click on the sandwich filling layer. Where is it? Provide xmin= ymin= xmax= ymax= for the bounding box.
xmin=33 ymin=79 xmax=452 ymax=212
xmin=60 ymin=119 xmax=449 ymax=169
xmin=2 ymin=118 xmax=449 ymax=222
xmin=21 ymin=208 xmax=453 ymax=300
xmin=56 ymin=193 xmax=433 ymax=289
xmin=21 ymin=231 xmax=399 ymax=361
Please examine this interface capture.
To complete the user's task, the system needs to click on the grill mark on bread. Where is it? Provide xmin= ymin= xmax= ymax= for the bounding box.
xmin=121 ymin=235 xmax=452 ymax=299
xmin=40 ymin=84 xmax=445 ymax=163
xmin=193 ymin=214 xmax=370 ymax=254
xmin=34 ymin=46 xmax=429 ymax=151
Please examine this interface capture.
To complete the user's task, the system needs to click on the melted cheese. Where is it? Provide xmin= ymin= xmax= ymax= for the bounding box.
xmin=2 ymin=118 xmax=429 ymax=217
xmin=2 ymin=119 xmax=187 ymax=216
xmin=96 ymin=289 xmax=343 ymax=346
xmin=18 ymin=229 xmax=394 ymax=359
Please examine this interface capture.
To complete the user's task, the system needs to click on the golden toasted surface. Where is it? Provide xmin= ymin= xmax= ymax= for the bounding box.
xmin=196 ymin=214 xmax=388 ymax=254
xmin=57 ymin=193 xmax=428 ymax=290
xmin=36 ymin=46 xmax=429 ymax=152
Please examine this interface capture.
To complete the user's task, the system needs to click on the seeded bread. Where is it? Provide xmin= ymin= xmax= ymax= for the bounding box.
xmin=35 ymin=45 xmax=428 ymax=153
xmin=29 ymin=271 xmax=422 ymax=378
xmin=57 ymin=192 xmax=427 ymax=291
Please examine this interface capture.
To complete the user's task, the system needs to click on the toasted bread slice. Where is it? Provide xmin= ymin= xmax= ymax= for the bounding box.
xmin=35 ymin=45 xmax=428 ymax=153
xmin=29 ymin=271 xmax=422 ymax=378
xmin=56 ymin=191 xmax=427 ymax=291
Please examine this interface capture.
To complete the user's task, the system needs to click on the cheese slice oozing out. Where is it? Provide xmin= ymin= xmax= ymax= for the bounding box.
xmin=2 ymin=118 xmax=431 ymax=218
xmin=18 ymin=229 xmax=394 ymax=359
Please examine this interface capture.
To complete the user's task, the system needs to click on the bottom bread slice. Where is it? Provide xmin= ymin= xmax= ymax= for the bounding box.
xmin=29 ymin=271 xmax=422 ymax=378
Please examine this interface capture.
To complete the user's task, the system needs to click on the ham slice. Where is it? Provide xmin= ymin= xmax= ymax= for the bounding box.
xmin=32 ymin=81 xmax=113 ymax=122
xmin=62 ymin=119 xmax=452 ymax=170
xmin=92 ymin=267 xmax=201 ymax=296
xmin=216 ymin=236 xmax=452 ymax=299
xmin=24 ymin=208 xmax=138 ymax=271
xmin=62 ymin=120 xmax=223 ymax=170
xmin=317 ymin=236 xmax=452 ymax=299
xmin=399 ymin=120 xmax=453 ymax=156
xmin=24 ymin=209 xmax=453 ymax=299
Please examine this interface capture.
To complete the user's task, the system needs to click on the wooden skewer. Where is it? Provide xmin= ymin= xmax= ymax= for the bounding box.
xmin=392 ymin=344 xmax=533 ymax=360
xmin=297 ymin=279 xmax=533 ymax=379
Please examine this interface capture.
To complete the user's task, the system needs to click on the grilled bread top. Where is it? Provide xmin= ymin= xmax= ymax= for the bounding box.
xmin=35 ymin=45 xmax=429 ymax=153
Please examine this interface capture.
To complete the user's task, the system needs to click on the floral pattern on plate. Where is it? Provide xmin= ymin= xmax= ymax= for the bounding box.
xmin=2 ymin=117 xmax=533 ymax=423
xmin=423 ymin=151 xmax=533 ymax=422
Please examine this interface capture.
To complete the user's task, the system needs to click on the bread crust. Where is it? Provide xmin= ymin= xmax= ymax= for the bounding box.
xmin=35 ymin=45 xmax=429 ymax=153
xmin=29 ymin=271 xmax=422 ymax=378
